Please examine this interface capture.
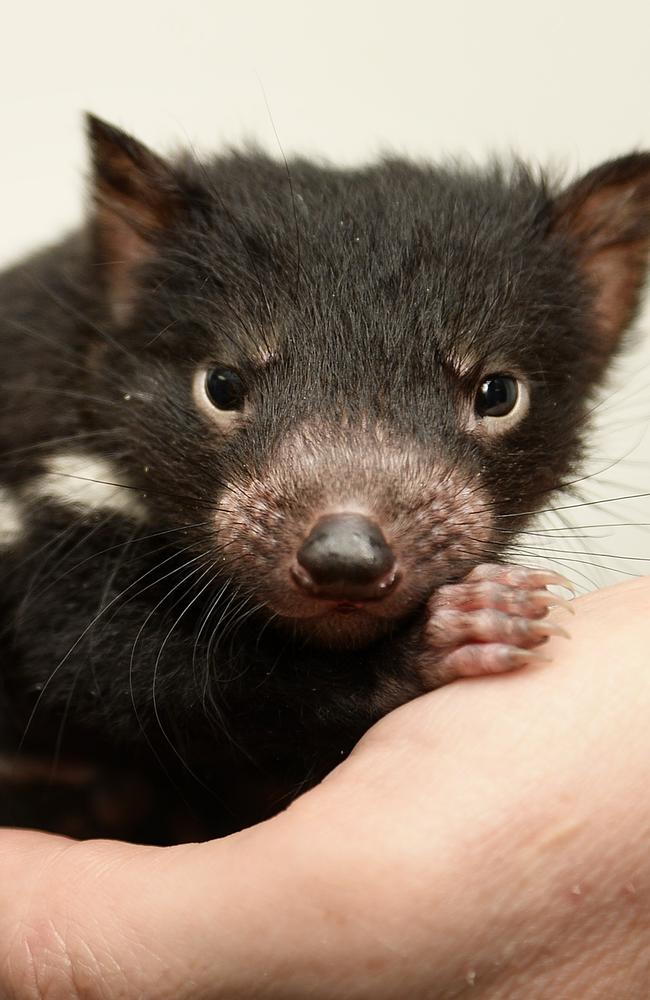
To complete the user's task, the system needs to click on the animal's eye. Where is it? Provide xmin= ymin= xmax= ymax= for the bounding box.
xmin=205 ymin=367 xmax=246 ymax=411
xmin=475 ymin=375 xmax=519 ymax=418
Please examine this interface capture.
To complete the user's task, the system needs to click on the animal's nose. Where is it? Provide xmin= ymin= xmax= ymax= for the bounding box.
xmin=293 ymin=513 xmax=397 ymax=601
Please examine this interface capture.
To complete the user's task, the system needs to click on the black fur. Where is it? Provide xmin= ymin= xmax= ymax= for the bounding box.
xmin=0 ymin=117 xmax=649 ymax=842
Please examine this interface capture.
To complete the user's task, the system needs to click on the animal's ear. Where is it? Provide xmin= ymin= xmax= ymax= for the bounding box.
xmin=549 ymin=153 xmax=650 ymax=350
xmin=87 ymin=114 xmax=184 ymax=323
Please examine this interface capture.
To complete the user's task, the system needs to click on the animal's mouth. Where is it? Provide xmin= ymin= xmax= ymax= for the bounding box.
xmin=332 ymin=602 xmax=367 ymax=614
xmin=276 ymin=573 xmax=419 ymax=648
xmin=281 ymin=589 xmax=404 ymax=621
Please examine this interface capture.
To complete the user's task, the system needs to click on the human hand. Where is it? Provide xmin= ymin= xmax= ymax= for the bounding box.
xmin=1 ymin=578 xmax=649 ymax=999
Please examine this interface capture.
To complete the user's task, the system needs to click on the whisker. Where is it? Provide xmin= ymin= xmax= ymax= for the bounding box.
xmin=48 ymin=527 xmax=140 ymax=777
xmin=16 ymin=547 xmax=210 ymax=753
xmin=149 ymin=562 xmax=228 ymax=795
xmin=0 ymin=428 xmax=120 ymax=461
xmin=26 ymin=271 xmax=134 ymax=359
xmin=496 ymin=491 xmax=650 ymax=520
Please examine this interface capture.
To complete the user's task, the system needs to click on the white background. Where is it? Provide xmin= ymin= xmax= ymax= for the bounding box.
xmin=1 ymin=0 xmax=649 ymax=590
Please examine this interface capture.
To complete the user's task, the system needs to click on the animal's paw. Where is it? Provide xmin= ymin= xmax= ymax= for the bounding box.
xmin=421 ymin=563 xmax=574 ymax=686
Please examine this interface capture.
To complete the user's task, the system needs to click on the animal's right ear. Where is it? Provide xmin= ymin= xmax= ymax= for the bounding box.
xmin=87 ymin=114 xmax=185 ymax=324
xmin=549 ymin=153 xmax=650 ymax=353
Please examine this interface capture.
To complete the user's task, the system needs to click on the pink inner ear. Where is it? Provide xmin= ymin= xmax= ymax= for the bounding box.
xmin=584 ymin=237 xmax=650 ymax=349
xmin=97 ymin=200 xmax=156 ymax=324
xmin=551 ymin=164 xmax=650 ymax=351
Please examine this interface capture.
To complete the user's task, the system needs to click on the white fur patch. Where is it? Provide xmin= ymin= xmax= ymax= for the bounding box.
xmin=0 ymin=486 xmax=25 ymax=546
xmin=33 ymin=452 xmax=148 ymax=521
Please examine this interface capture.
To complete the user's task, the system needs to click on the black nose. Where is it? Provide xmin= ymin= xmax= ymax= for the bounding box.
xmin=293 ymin=513 xmax=397 ymax=601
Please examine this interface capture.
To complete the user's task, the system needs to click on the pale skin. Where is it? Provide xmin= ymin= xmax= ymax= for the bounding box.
xmin=1 ymin=578 xmax=649 ymax=999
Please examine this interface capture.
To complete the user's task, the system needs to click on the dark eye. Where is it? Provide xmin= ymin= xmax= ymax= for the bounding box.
xmin=205 ymin=367 xmax=246 ymax=411
xmin=475 ymin=375 xmax=519 ymax=417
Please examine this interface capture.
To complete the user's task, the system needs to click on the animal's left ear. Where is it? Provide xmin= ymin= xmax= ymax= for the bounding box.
xmin=87 ymin=114 xmax=186 ymax=323
xmin=549 ymin=153 xmax=650 ymax=350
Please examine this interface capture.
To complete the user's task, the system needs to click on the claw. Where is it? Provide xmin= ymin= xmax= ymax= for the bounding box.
xmin=537 ymin=572 xmax=577 ymax=595
xmin=542 ymin=592 xmax=576 ymax=615
xmin=512 ymin=569 xmax=576 ymax=594
xmin=422 ymin=562 xmax=575 ymax=687
xmin=469 ymin=564 xmax=577 ymax=595
xmin=529 ymin=620 xmax=571 ymax=641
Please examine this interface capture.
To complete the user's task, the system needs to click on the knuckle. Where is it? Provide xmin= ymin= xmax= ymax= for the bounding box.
xmin=480 ymin=581 xmax=506 ymax=603
xmin=476 ymin=608 xmax=506 ymax=630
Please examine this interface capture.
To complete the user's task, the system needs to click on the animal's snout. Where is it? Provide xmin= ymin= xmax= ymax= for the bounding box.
xmin=292 ymin=513 xmax=398 ymax=601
